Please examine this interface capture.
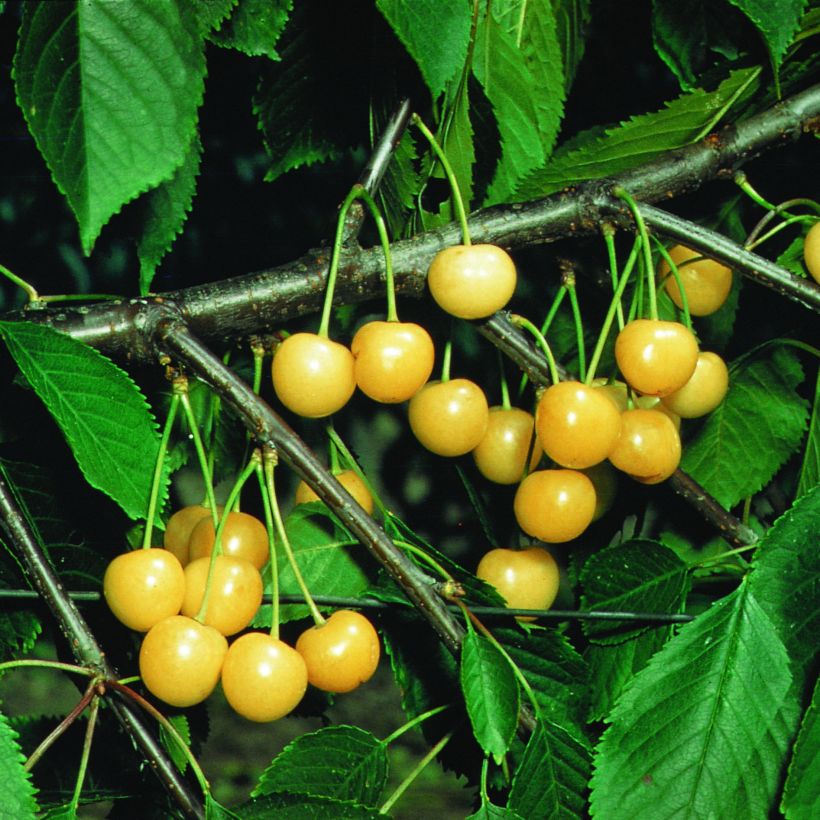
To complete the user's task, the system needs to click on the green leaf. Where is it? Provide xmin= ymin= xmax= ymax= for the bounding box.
xmin=579 ymin=539 xmax=690 ymax=644
xmin=781 ymin=674 xmax=820 ymax=819
xmin=508 ymin=718 xmax=590 ymax=819
xmin=584 ymin=626 xmax=674 ymax=722
xmin=206 ymin=794 xmax=241 ymax=819
xmin=474 ymin=1 xmax=566 ymax=205
xmin=376 ymin=0 xmax=471 ymax=99
xmin=236 ymin=792 xmax=383 ymax=819
xmin=159 ymin=714 xmax=190 ymax=775
xmin=0 ymin=710 xmax=37 ymax=818
xmin=137 ymin=132 xmax=202 ymax=295
xmin=254 ymin=505 xmax=374 ymax=626
xmin=0 ymin=322 xmax=164 ymax=521
xmin=469 ymin=800 xmax=524 ymax=819
xmin=13 ymin=0 xmax=207 ymax=254
xmin=681 ymin=346 xmax=809 ymax=509
xmin=210 ymin=0 xmax=292 ymax=59
xmin=797 ymin=367 xmax=820 ymax=497
xmin=0 ymin=609 xmax=41 ymax=666
xmin=748 ymin=483 xmax=820 ymax=672
xmin=253 ymin=725 xmax=387 ymax=806
xmin=495 ymin=626 xmax=589 ymax=741
xmin=728 ymin=0 xmax=808 ymax=68
xmin=442 ymin=81 xmax=476 ymax=212
xmin=461 ymin=630 xmax=520 ymax=763
xmin=515 ymin=67 xmax=760 ymax=200
xmin=552 ymin=0 xmax=591 ymax=92
xmin=590 ymin=580 xmax=798 ymax=819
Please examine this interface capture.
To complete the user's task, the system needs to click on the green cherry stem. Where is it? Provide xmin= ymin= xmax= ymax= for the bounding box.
xmin=411 ymin=113 xmax=471 ymax=246
xmin=0 ymin=659 xmax=96 ymax=678
xmin=141 ymin=392 xmax=180 ymax=550
xmin=382 ymin=704 xmax=451 ymax=746
xmin=68 ymin=692 xmax=100 ymax=814
xmin=194 ymin=452 xmax=260 ymax=624
xmin=177 ymin=381 xmax=219 ymax=526
xmin=653 ymin=238 xmax=693 ymax=331
xmin=509 ymin=314 xmax=560 ymax=386
xmin=562 ymin=264 xmax=587 ymax=381
xmin=733 ymin=171 xmax=778 ymax=211
xmin=392 ymin=539 xmax=455 ymax=583
xmin=497 ymin=350 xmax=512 ymax=411
xmin=518 ymin=285 xmax=566 ymax=397
xmin=440 ymin=334 xmax=453 ymax=382
xmin=325 ymin=424 xmax=388 ymax=520
xmin=585 ymin=234 xmax=641 ymax=385
xmin=745 ymin=213 xmax=815 ymax=253
xmin=264 ymin=450 xmax=326 ymax=627
xmin=379 ymin=728 xmax=456 ymax=816
xmin=602 ymin=223 xmax=625 ymax=331
xmin=0 ymin=263 xmax=39 ymax=302
xmin=256 ymin=455 xmax=281 ymax=641
xmin=613 ymin=186 xmax=658 ymax=319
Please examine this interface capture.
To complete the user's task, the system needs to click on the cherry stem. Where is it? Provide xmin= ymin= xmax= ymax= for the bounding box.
xmin=382 ymin=704 xmax=451 ymax=746
xmin=177 ymin=383 xmax=219 ymax=526
xmin=518 ymin=285 xmax=566 ymax=397
xmin=379 ymin=728 xmax=456 ymax=815
xmin=0 ymin=659 xmax=96 ymax=677
xmin=0 ymin=262 xmax=39 ymax=303
xmin=411 ymin=113 xmax=471 ymax=246
xmin=729 ymin=337 xmax=820 ymax=371
xmin=653 ymin=238 xmax=693 ymax=330
xmin=613 ymin=186 xmax=657 ymax=319
xmin=108 ymin=680 xmax=211 ymax=799
xmin=325 ymin=425 xmax=388 ymax=519
xmin=585 ymin=233 xmax=641 ymax=385
xmin=250 ymin=337 xmax=265 ymax=396
xmin=68 ymin=691 xmax=100 ymax=813
xmin=440 ymin=334 xmax=453 ymax=382
xmin=509 ymin=314 xmax=560 ymax=385
xmin=562 ymin=262 xmax=587 ymax=382
xmin=327 ymin=422 xmax=342 ymax=475
xmin=318 ymin=185 xmax=368 ymax=339
xmin=141 ymin=392 xmax=179 ymax=550
xmin=25 ymin=680 xmax=97 ymax=771
xmin=497 ymin=349 xmax=512 ymax=411
xmin=392 ymin=539 xmax=455 ymax=583
xmin=256 ymin=454 xmax=281 ymax=640
xmin=694 ymin=541 xmax=758 ymax=569
xmin=746 ymin=213 xmax=815 ymax=253
xmin=733 ymin=170 xmax=779 ymax=211
xmin=602 ymin=223 xmax=626 ymax=331
xmin=264 ymin=452 xmax=326 ymax=627
xmin=194 ymin=451 xmax=260 ymax=624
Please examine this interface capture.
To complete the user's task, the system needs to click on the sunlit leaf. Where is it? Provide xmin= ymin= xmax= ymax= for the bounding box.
xmin=0 ymin=710 xmax=37 ymax=819
xmin=210 ymin=0 xmax=292 ymax=59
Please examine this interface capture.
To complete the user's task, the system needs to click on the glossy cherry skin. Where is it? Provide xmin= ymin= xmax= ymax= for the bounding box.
xmin=139 ymin=615 xmax=228 ymax=708
xmin=661 ymin=351 xmax=729 ymax=418
xmin=103 ymin=548 xmax=185 ymax=632
xmin=181 ymin=556 xmax=264 ymax=636
xmin=220 ymin=632 xmax=308 ymax=722
xmin=472 ymin=406 xmax=542 ymax=484
xmin=295 ymin=469 xmax=375 ymax=515
xmin=476 ymin=547 xmax=560 ymax=614
xmin=615 ymin=319 xmax=699 ymax=397
xmin=608 ymin=408 xmax=681 ymax=484
xmin=805 ymin=221 xmax=820 ymax=284
xmin=188 ymin=510 xmax=269 ymax=570
xmin=408 ymin=378 xmax=489 ymax=457
xmin=163 ymin=504 xmax=220 ymax=566
xmin=351 ymin=320 xmax=435 ymax=403
xmin=658 ymin=245 xmax=733 ymax=316
xmin=295 ymin=610 xmax=380 ymax=693
xmin=427 ymin=244 xmax=517 ymax=319
xmin=535 ymin=381 xmax=622 ymax=468
xmin=513 ymin=469 xmax=596 ymax=543
xmin=271 ymin=332 xmax=356 ymax=418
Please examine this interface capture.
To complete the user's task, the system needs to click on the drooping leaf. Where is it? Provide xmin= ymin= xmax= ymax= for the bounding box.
xmin=579 ymin=539 xmax=690 ymax=644
xmin=590 ymin=580 xmax=798 ymax=819
xmin=584 ymin=626 xmax=675 ymax=722
xmin=515 ymin=67 xmax=760 ymax=200
xmin=460 ymin=629 xmax=520 ymax=763
xmin=552 ymin=0 xmax=591 ymax=92
xmin=253 ymin=725 xmax=387 ymax=807
xmin=442 ymin=81 xmax=476 ymax=213
xmin=13 ymin=0 xmax=207 ymax=254
xmin=376 ymin=0 xmax=471 ymax=100
xmin=159 ymin=714 xmax=191 ymax=775
xmin=507 ymin=718 xmax=590 ymax=819
xmin=748 ymin=483 xmax=820 ymax=673
xmin=137 ymin=133 xmax=203 ymax=295
xmin=797 ymin=367 xmax=820 ymax=497
xmin=681 ymin=346 xmax=809 ymax=509
xmin=0 ymin=322 xmax=165 ymax=521
xmin=728 ymin=0 xmax=808 ymax=69
xmin=781 ymin=674 xmax=820 ymax=819
xmin=210 ymin=0 xmax=292 ymax=59
xmin=0 ymin=710 xmax=37 ymax=819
